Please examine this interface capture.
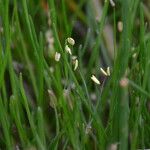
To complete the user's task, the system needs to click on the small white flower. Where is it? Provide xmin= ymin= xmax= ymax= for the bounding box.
xmin=107 ymin=67 xmax=110 ymax=76
xmin=67 ymin=37 xmax=75 ymax=46
xmin=100 ymin=67 xmax=110 ymax=76
xmin=100 ymin=68 xmax=108 ymax=76
xmin=65 ymin=45 xmax=72 ymax=55
xmin=74 ymin=59 xmax=78 ymax=71
xmin=110 ymin=0 xmax=115 ymax=7
xmin=55 ymin=52 xmax=61 ymax=62
xmin=91 ymin=75 xmax=100 ymax=85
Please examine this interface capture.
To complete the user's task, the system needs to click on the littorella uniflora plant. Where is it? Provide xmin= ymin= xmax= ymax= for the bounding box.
xmin=65 ymin=37 xmax=79 ymax=71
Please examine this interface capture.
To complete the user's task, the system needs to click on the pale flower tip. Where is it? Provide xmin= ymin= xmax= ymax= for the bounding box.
xmin=107 ymin=67 xmax=110 ymax=76
xmin=100 ymin=68 xmax=108 ymax=76
xmin=74 ymin=59 xmax=78 ymax=71
xmin=67 ymin=37 xmax=75 ymax=46
xmin=65 ymin=45 xmax=72 ymax=55
xmin=91 ymin=75 xmax=100 ymax=85
xmin=55 ymin=52 xmax=61 ymax=62
xmin=110 ymin=0 xmax=115 ymax=7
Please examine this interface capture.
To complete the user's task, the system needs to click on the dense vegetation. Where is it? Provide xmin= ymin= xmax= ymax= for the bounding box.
xmin=0 ymin=0 xmax=150 ymax=149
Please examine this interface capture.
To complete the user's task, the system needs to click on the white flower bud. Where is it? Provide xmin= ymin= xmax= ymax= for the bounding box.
xmin=91 ymin=75 xmax=100 ymax=85
xmin=65 ymin=45 xmax=72 ymax=55
xmin=107 ymin=67 xmax=110 ymax=76
xmin=55 ymin=52 xmax=61 ymax=62
xmin=100 ymin=68 xmax=108 ymax=76
xmin=100 ymin=67 xmax=110 ymax=76
xmin=74 ymin=59 xmax=78 ymax=71
xmin=67 ymin=37 xmax=75 ymax=46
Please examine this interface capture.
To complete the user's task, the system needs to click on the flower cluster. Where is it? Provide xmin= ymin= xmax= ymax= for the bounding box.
xmin=91 ymin=67 xmax=111 ymax=85
xmin=65 ymin=37 xmax=78 ymax=71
